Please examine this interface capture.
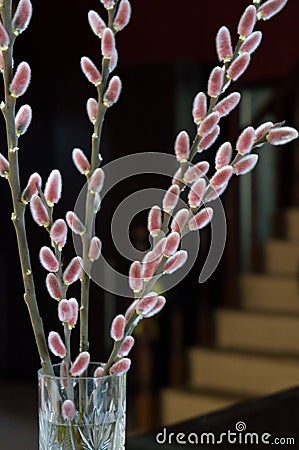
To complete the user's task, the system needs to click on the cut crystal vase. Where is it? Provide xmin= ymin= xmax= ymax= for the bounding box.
xmin=38 ymin=362 xmax=126 ymax=450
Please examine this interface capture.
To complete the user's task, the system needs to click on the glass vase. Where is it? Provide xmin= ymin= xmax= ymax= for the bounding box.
xmin=38 ymin=362 xmax=126 ymax=450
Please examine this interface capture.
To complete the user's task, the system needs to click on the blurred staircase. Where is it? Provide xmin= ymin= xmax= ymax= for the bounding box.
xmin=160 ymin=207 xmax=299 ymax=425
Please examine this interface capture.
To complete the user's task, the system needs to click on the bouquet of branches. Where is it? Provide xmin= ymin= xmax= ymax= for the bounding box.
xmin=0 ymin=0 xmax=297 ymax=430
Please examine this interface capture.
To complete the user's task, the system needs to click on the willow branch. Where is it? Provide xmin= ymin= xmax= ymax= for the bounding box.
xmin=79 ymin=6 xmax=119 ymax=353
xmin=1 ymin=0 xmax=53 ymax=375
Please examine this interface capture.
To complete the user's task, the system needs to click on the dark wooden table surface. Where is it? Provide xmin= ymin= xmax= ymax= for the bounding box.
xmin=127 ymin=386 xmax=299 ymax=449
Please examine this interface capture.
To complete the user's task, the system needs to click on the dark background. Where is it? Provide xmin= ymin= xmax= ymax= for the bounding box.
xmin=0 ymin=0 xmax=298 ymax=395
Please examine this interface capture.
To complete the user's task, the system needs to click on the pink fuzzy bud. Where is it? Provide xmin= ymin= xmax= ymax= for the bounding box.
xmin=216 ymin=26 xmax=233 ymax=62
xmin=46 ymin=273 xmax=62 ymax=300
xmin=164 ymin=231 xmax=180 ymax=257
xmin=110 ymin=314 xmax=126 ymax=341
xmin=171 ymin=168 xmax=181 ymax=186
xmin=88 ymin=168 xmax=105 ymax=194
xmin=267 ymin=127 xmax=298 ymax=145
xmin=208 ymin=67 xmax=224 ymax=98
xmin=214 ymin=92 xmax=241 ymax=117
xmin=93 ymin=193 xmax=101 ymax=214
xmin=10 ymin=62 xmax=31 ymax=97
xmin=0 ymin=21 xmax=9 ymax=50
xmin=71 ymin=351 xmax=90 ymax=376
xmin=147 ymin=205 xmax=162 ymax=236
xmin=129 ymin=260 xmax=143 ymax=293
xmin=153 ymin=237 xmax=167 ymax=258
xmin=39 ymin=246 xmax=59 ymax=272
xmin=142 ymin=251 xmax=161 ymax=281
xmin=257 ymin=0 xmax=288 ymax=21
xmin=204 ymin=183 xmax=227 ymax=202
xmin=100 ymin=0 xmax=115 ymax=9
xmin=86 ymin=98 xmax=98 ymax=125
xmin=171 ymin=208 xmax=190 ymax=233
xmin=94 ymin=366 xmax=104 ymax=378
xmin=210 ymin=165 xmax=233 ymax=188
xmin=254 ymin=121 xmax=273 ymax=142
xmin=0 ymin=153 xmax=9 ymax=177
xmin=93 ymin=195 xmax=102 ymax=213
xmin=205 ymin=182 xmax=228 ymax=202
xmin=21 ymin=172 xmax=41 ymax=203
xmin=104 ymin=76 xmax=122 ymax=107
xmin=163 ymin=250 xmax=188 ymax=275
xmin=158 ymin=236 xmax=171 ymax=256
xmin=50 ymin=219 xmax=67 ymax=250
xmin=48 ymin=331 xmax=66 ymax=358
xmin=93 ymin=366 xmax=105 ymax=385
xmin=114 ymin=0 xmax=132 ymax=31
xmin=198 ymin=125 xmax=220 ymax=151
xmin=80 ymin=57 xmax=102 ymax=85
xmin=198 ymin=112 xmax=220 ymax=137
xmin=15 ymin=104 xmax=32 ymax=136
xmin=101 ymin=28 xmax=116 ymax=59
xmin=60 ymin=360 xmax=68 ymax=388
xmin=12 ymin=0 xmax=32 ymax=35
xmin=30 ymin=194 xmax=49 ymax=227
xmin=227 ymin=53 xmax=250 ymax=81
xmin=136 ymin=292 xmax=159 ymax=316
xmin=88 ymin=10 xmax=106 ymax=38
xmin=192 ymin=92 xmax=207 ymax=124
xmin=44 ymin=169 xmax=62 ymax=207
xmin=72 ymin=148 xmax=90 ymax=176
xmin=188 ymin=178 xmax=206 ymax=208
xmin=188 ymin=207 xmax=214 ymax=231
xmin=238 ymin=5 xmax=257 ymax=38
xmin=88 ymin=236 xmax=102 ymax=261
xmin=184 ymin=161 xmax=210 ymax=184
xmin=143 ymin=295 xmax=166 ymax=318
xmin=63 ymin=256 xmax=83 ymax=285
xmin=240 ymin=31 xmax=262 ymax=54
xmin=68 ymin=298 xmax=79 ymax=328
xmin=110 ymin=358 xmax=131 ymax=376
xmin=0 ymin=152 xmax=8 ymax=178
xmin=125 ymin=299 xmax=138 ymax=321
xmin=118 ymin=336 xmax=135 ymax=356
xmin=215 ymin=142 xmax=232 ymax=170
xmin=66 ymin=211 xmax=86 ymax=235
xmin=109 ymin=48 xmax=119 ymax=73
xmin=62 ymin=400 xmax=75 ymax=421
xmin=233 ymin=154 xmax=259 ymax=175
xmin=162 ymin=184 xmax=180 ymax=213
xmin=93 ymin=193 xmax=102 ymax=215
xmin=236 ymin=126 xmax=255 ymax=154
xmin=93 ymin=366 xmax=105 ymax=386
xmin=174 ymin=131 xmax=190 ymax=162
xmin=58 ymin=299 xmax=73 ymax=323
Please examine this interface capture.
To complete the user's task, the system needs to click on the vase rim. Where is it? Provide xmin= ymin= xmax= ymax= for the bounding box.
xmin=37 ymin=361 xmax=124 ymax=381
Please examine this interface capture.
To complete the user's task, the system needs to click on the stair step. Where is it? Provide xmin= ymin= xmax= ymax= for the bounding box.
xmin=189 ymin=347 xmax=299 ymax=396
xmin=239 ymin=273 xmax=299 ymax=313
xmin=285 ymin=208 xmax=299 ymax=241
xmin=263 ymin=239 xmax=299 ymax=276
xmin=160 ymin=387 xmax=244 ymax=426
xmin=215 ymin=308 xmax=299 ymax=354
